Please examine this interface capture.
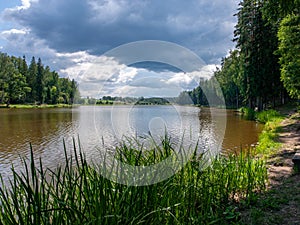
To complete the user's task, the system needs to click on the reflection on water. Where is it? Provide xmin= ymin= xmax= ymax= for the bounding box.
xmin=223 ymin=110 xmax=263 ymax=151
xmin=0 ymin=106 xmax=263 ymax=183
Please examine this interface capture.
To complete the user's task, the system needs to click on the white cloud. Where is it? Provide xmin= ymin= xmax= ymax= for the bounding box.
xmin=57 ymin=50 xmax=210 ymax=98
xmin=0 ymin=28 xmax=57 ymax=61
xmin=88 ymin=0 xmax=129 ymax=23
xmin=187 ymin=64 xmax=218 ymax=81
xmin=110 ymin=85 xmax=182 ymax=98
xmin=116 ymin=67 xmax=138 ymax=83
xmin=167 ymin=72 xmax=193 ymax=86
xmin=1 ymin=28 xmax=28 ymax=35
xmin=51 ymin=47 xmax=221 ymax=98
xmin=58 ymin=52 xmax=124 ymax=82
xmin=19 ymin=0 xmax=34 ymax=9
xmin=166 ymin=65 xmax=217 ymax=86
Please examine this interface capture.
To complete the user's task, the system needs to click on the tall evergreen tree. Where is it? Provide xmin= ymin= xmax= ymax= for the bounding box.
xmin=28 ymin=56 xmax=37 ymax=102
xmin=233 ymin=0 xmax=281 ymax=109
xmin=36 ymin=58 xmax=45 ymax=104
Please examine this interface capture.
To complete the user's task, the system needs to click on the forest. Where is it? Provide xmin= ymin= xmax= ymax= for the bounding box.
xmin=0 ymin=53 xmax=79 ymax=106
xmin=183 ymin=0 xmax=299 ymax=110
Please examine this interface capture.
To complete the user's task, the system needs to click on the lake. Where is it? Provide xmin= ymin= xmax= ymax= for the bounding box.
xmin=0 ymin=105 xmax=263 ymax=183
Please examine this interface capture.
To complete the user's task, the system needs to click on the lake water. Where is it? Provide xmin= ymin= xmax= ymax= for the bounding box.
xmin=0 ymin=105 xmax=263 ymax=183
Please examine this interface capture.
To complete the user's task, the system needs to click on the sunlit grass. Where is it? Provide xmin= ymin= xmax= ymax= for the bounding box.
xmin=255 ymin=110 xmax=284 ymax=157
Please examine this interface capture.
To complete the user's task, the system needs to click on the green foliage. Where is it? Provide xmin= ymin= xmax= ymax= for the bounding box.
xmin=134 ymin=97 xmax=170 ymax=105
xmin=187 ymin=0 xmax=298 ymax=110
xmin=0 ymin=53 xmax=27 ymax=106
xmin=176 ymin=91 xmax=194 ymax=105
xmin=234 ymin=0 xmax=283 ymax=110
xmin=256 ymin=129 xmax=281 ymax=155
xmin=215 ymin=50 xmax=243 ymax=108
xmin=256 ymin=110 xmax=282 ymax=123
xmin=180 ymin=78 xmax=224 ymax=107
xmin=277 ymin=13 xmax=300 ymax=99
xmin=0 ymin=52 xmax=79 ymax=105
xmin=0 ymin=137 xmax=267 ymax=224
xmin=239 ymin=107 xmax=256 ymax=120
xmin=262 ymin=0 xmax=300 ymax=23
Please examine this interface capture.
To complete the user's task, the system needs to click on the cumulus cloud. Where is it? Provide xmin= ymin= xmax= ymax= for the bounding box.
xmin=57 ymin=50 xmax=216 ymax=98
xmin=2 ymin=0 xmax=238 ymax=63
xmin=1 ymin=28 xmax=28 ymax=35
xmin=0 ymin=27 xmax=57 ymax=62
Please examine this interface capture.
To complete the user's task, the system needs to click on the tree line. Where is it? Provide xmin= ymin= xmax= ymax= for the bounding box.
xmin=0 ymin=53 xmax=79 ymax=106
xmin=182 ymin=0 xmax=299 ymax=110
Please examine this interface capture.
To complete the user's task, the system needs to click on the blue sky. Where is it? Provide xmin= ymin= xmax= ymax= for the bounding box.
xmin=0 ymin=0 xmax=239 ymax=97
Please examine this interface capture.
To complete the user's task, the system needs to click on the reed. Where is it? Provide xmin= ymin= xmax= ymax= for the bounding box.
xmin=0 ymin=136 xmax=267 ymax=224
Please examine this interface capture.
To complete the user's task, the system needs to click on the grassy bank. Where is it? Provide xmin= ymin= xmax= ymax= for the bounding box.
xmin=0 ymin=137 xmax=267 ymax=224
xmin=0 ymin=104 xmax=75 ymax=109
xmin=255 ymin=110 xmax=285 ymax=157
xmin=237 ymin=107 xmax=287 ymax=158
xmin=238 ymin=106 xmax=300 ymax=224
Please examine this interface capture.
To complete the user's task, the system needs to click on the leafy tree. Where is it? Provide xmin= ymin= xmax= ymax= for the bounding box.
xmin=0 ymin=53 xmax=26 ymax=106
xmin=215 ymin=50 xmax=243 ymax=108
xmin=277 ymin=13 xmax=300 ymax=99
xmin=262 ymin=0 xmax=300 ymax=23
xmin=0 ymin=52 xmax=80 ymax=105
xmin=28 ymin=56 xmax=37 ymax=102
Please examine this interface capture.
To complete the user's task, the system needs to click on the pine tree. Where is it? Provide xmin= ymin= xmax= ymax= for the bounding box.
xmin=36 ymin=58 xmax=45 ymax=104
xmin=28 ymin=57 xmax=37 ymax=102
xmin=234 ymin=0 xmax=281 ymax=109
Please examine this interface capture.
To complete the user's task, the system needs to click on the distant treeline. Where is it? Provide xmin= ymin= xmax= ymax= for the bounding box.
xmin=82 ymin=96 xmax=176 ymax=105
xmin=0 ymin=52 xmax=79 ymax=106
xmin=180 ymin=0 xmax=299 ymax=110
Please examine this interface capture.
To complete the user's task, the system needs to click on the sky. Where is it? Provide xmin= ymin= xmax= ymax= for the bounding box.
xmin=0 ymin=0 xmax=239 ymax=98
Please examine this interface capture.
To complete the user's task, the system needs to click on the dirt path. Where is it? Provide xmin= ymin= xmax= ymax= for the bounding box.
xmin=240 ymin=110 xmax=300 ymax=225
xmin=268 ymin=111 xmax=300 ymax=186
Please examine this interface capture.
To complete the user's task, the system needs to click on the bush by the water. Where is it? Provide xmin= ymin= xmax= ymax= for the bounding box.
xmin=0 ymin=137 xmax=267 ymax=224
xmin=239 ymin=107 xmax=256 ymax=120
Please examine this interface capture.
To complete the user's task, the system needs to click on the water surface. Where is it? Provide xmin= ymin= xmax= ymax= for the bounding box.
xmin=0 ymin=106 xmax=263 ymax=182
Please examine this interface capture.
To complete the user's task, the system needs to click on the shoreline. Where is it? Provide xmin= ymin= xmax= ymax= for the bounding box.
xmin=240 ymin=107 xmax=300 ymax=224
xmin=0 ymin=104 xmax=77 ymax=109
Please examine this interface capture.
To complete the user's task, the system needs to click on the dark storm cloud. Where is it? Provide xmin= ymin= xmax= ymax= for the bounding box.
xmin=3 ymin=0 xmax=238 ymax=63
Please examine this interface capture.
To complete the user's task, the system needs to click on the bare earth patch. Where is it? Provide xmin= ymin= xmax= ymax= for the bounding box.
xmin=268 ymin=112 xmax=300 ymax=186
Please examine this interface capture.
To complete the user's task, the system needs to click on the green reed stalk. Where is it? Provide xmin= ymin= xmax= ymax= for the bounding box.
xmin=0 ymin=136 xmax=267 ymax=224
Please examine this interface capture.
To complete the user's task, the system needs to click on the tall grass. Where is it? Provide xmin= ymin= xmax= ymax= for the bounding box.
xmin=256 ymin=110 xmax=282 ymax=124
xmin=255 ymin=110 xmax=284 ymax=156
xmin=0 ymin=137 xmax=267 ymax=224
